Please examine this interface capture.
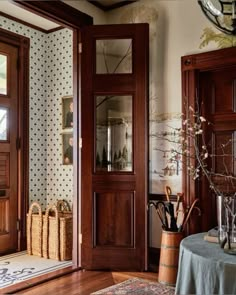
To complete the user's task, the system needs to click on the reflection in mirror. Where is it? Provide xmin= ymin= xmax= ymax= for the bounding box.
xmin=0 ymin=108 xmax=7 ymax=141
xmin=0 ymin=55 xmax=7 ymax=95
xmin=96 ymin=39 xmax=132 ymax=74
xmin=96 ymin=95 xmax=132 ymax=172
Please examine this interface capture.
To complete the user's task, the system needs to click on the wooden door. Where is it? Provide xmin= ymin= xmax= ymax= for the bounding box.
xmin=0 ymin=41 xmax=19 ymax=254
xmin=199 ymin=66 xmax=236 ymax=231
xmin=182 ymin=47 xmax=236 ymax=233
xmin=81 ymin=24 xmax=149 ymax=270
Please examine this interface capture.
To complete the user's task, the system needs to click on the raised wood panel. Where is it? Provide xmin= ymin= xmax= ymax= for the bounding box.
xmin=209 ymin=69 xmax=236 ymax=114
xmin=0 ymin=153 xmax=9 ymax=188
xmin=0 ymin=198 xmax=9 ymax=234
xmin=94 ymin=192 xmax=134 ymax=247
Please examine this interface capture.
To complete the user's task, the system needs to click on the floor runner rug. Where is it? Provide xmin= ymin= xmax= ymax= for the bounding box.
xmin=91 ymin=277 xmax=175 ymax=294
xmin=0 ymin=251 xmax=72 ymax=288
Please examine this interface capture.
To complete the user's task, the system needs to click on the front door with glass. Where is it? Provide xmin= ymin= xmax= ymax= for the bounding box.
xmin=0 ymin=41 xmax=19 ymax=254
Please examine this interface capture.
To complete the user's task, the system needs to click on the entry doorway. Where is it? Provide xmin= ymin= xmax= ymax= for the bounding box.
xmin=182 ymin=46 xmax=236 ymax=234
xmin=0 ymin=1 xmax=93 ymax=268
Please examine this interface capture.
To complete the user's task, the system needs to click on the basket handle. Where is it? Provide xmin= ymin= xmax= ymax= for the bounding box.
xmin=57 ymin=199 xmax=71 ymax=212
xmin=27 ymin=202 xmax=43 ymax=256
xmin=43 ymin=205 xmax=60 ymax=260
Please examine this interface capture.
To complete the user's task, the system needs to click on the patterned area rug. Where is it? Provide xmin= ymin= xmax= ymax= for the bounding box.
xmin=92 ymin=277 xmax=175 ymax=294
xmin=0 ymin=251 xmax=72 ymax=288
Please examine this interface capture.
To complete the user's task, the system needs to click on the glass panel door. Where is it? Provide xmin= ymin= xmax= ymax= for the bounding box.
xmin=0 ymin=55 xmax=7 ymax=95
xmin=96 ymin=39 xmax=132 ymax=74
xmin=0 ymin=108 xmax=8 ymax=141
xmin=96 ymin=95 xmax=132 ymax=172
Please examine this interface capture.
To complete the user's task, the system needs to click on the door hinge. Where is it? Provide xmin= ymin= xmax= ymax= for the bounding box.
xmin=17 ymin=219 xmax=21 ymax=231
xmin=79 ymin=233 xmax=82 ymax=244
xmin=78 ymin=43 xmax=82 ymax=54
xmin=79 ymin=138 xmax=82 ymax=148
xmin=16 ymin=138 xmax=21 ymax=150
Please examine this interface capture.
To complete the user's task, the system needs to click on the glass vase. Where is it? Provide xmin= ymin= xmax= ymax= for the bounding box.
xmin=216 ymin=195 xmax=236 ymax=254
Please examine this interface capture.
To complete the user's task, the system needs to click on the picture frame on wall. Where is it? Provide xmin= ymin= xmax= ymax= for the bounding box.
xmin=62 ymin=95 xmax=73 ymax=129
xmin=62 ymin=132 xmax=73 ymax=165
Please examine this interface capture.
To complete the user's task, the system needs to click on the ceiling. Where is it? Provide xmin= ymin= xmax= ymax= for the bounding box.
xmin=0 ymin=1 xmax=60 ymax=31
xmin=0 ymin=0 xmax=136 ymax=31
xmin=88 ymin=0 xmax=137 ymax=11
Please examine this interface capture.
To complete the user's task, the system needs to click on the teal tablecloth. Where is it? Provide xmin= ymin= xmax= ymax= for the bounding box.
xmin=175 ymin=233 xmax=236 ymax=295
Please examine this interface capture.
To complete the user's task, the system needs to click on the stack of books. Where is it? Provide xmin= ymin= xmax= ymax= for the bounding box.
xmin=204 ymin=227 xmax=218 ymax=243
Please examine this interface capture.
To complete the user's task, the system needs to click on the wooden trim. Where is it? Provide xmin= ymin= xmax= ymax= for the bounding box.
xmin=46 ymin=26 xmax=64 ymax=34
xmin=72 ymin=28 xmax=79 ymax=266
xmin=0 ymin=27 xmax=30 ymax=251
xmin=12 ymin=0 xmax=93 ymax=28
xmin=0 ymin=11 xmax=63 ymax=34
xmin=182 ymin=46 xmax=236 ymax=72
xmin=149 ymin=193 xmax=178 ymax=202
xmin=88 ymin=0 xmax=137 ymax=11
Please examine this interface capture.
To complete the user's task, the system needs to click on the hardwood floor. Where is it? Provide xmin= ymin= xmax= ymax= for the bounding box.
xmin=12 ymin=271 xmax=158 ymax=295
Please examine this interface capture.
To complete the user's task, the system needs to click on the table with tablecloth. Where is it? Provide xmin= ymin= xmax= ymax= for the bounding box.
xmin=175 ymin=232 xmax=236 ymax=295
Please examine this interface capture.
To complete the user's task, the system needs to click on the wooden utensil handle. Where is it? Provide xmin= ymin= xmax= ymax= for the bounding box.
xmin=165 ymin=186 xmax=171 ymax=202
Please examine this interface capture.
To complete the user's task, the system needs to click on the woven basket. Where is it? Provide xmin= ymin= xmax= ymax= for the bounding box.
xmin=27 ymin=202 xmax=43 ymax=257
xmin=43 ymin=202 xmax=72 ymax=261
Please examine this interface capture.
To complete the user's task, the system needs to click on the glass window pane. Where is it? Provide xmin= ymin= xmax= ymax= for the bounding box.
xmin=0 ymin=55 xmax=7 ymax=95
xmin=0 ymin=108 xmax=7 ymax=141
xmin=96 ymin=95 xmax=132 ymax=172
xmin=96 ymin=39 xmax=132 ymax=74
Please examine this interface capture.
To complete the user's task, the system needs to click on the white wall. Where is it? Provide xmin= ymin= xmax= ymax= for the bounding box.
xmin=63 ymin=0 xmax=107 ymax=24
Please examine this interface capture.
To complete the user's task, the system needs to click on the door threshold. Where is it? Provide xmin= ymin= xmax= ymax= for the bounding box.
xmin=1 ymin=265 xmax=81 ymax=294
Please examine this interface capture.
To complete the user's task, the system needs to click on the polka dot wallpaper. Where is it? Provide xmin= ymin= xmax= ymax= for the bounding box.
xmin=0 ymin=16 xmax=73 ymax=209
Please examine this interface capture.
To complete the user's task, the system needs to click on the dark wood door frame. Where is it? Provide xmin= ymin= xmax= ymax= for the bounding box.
xmin=0 ymin=28 xmax=29 ymax=252
xmin=182 ymin=47 xmax=236 ymax=234
xmin=12 ymin=0 xmax=93 ymax=266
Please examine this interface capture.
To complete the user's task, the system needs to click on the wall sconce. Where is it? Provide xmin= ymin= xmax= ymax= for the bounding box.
xmin=198 ymin=0 xmax=236 ymax=35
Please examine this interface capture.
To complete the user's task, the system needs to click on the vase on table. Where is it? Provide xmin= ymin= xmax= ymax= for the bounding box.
xmin=216 ymin=195 xmax=236 ymax=254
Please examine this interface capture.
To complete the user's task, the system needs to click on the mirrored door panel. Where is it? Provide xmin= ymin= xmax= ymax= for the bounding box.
xmin=96 ymin=95 xmax=132 ymax=172
xmin=96 ymin=39 xmax=132 ymax=74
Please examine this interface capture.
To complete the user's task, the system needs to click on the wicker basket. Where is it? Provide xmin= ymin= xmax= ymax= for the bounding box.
xmin=27 ymin=202 xmax=43 ymax=257
xmin=43 ymin=203 xmax=72 ymax=261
